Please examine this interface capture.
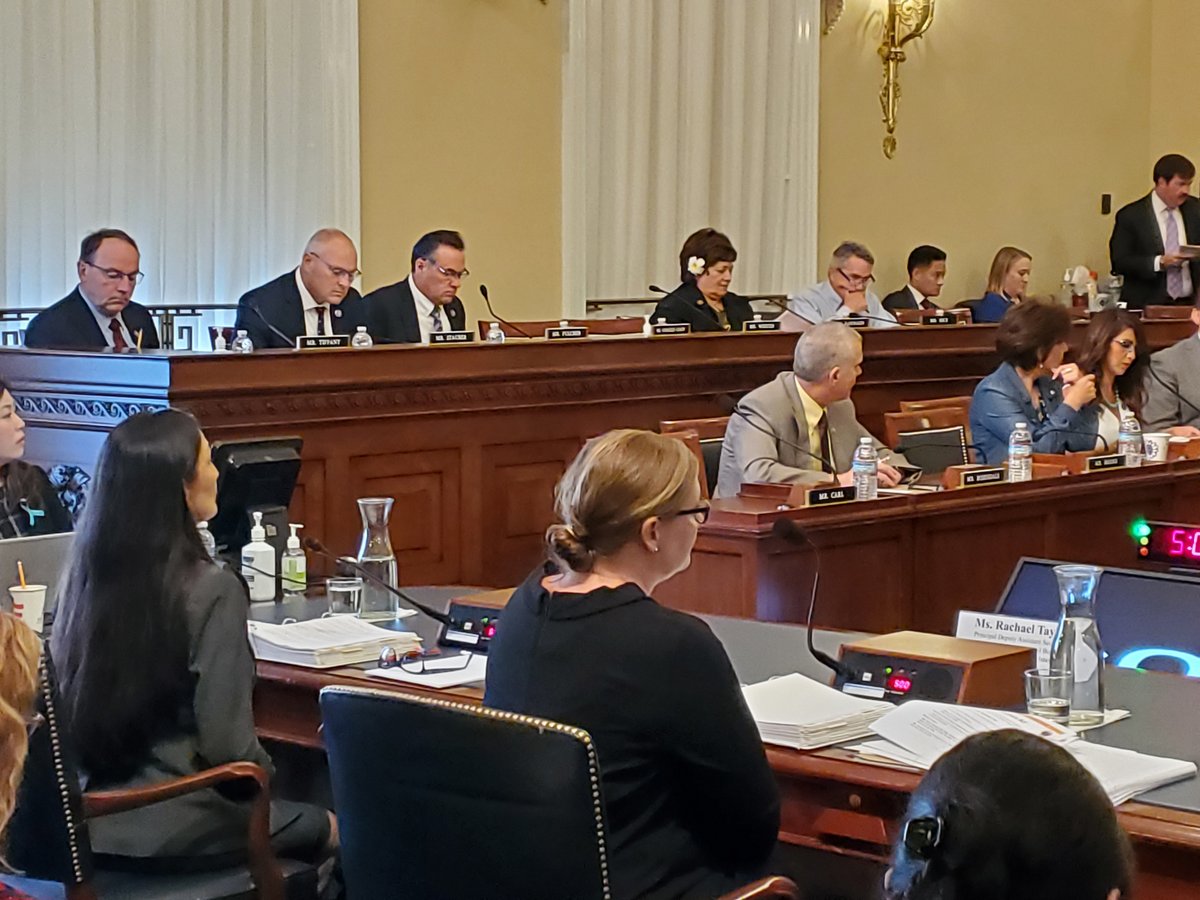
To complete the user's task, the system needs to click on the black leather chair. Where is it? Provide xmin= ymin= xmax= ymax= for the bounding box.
xmin=2 ymin=652 xmax=318 ymax=900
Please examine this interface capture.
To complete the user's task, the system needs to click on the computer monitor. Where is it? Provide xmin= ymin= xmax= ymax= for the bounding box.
xmin=208 ymin=436 xmax=302 ymax=557
xmin=995 ymin=557 xmax=1200 ymax=678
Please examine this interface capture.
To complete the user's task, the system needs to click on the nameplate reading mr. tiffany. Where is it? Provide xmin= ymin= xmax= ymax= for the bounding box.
xmin=545 ymin=326 xmax=588 ymax=340
xmin=651 ymin=322 xmax=691 ymax=336
xmin=429 ymin=330 xmax=475 ymax=345
xmin=921 ymin=314 xmax=957 ymax=326
xmin=1086 ymin=454 xmax=1126 ymax=472
xmin=744 ymin=319 xmax=782 ymax=332
xmin=296 ymin=335 xmax=351 ymax=350
xmin=804 ymin=485 xmax=857 ymax=507
xmin=961 ymin=467 xmax=1006 ymax=487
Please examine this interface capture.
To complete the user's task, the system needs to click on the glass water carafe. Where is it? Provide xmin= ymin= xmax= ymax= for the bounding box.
xmin=355 ymin=497 xmax=398 ymax=620
xmin=1049 ymin=564 xmax=1105 ymax=726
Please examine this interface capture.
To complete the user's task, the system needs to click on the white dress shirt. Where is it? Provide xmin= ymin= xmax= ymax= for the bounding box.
xmin=80 ymin=290 xmax=135 ymax=348
xmin=295 ymin=268 xmax=338 ymax=337
xmin=1151 ymin=192 xmax=1193 ymax=297
xmin=410 ymin=275 xmax=448 ymax=344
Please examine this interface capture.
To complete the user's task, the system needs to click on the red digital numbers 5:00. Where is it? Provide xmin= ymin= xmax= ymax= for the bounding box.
xmin=1167 ymin=528 xmax=1200 ymax=559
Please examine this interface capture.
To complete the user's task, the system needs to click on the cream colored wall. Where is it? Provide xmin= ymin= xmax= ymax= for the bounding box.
xmin=817 ymin=0 xmax=1158 ymax=306
xmin=358 ymin=0 xmax=561 ymax=321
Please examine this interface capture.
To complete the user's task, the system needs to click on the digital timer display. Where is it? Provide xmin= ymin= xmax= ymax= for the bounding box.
xmin=886 ymin=673 xmax=914 ymax=694
xmin=1134 ymin=520 xmax=1200 ymax=570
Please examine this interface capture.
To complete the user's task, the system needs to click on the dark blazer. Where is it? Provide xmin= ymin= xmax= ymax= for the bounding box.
xmin=23 ymin=288 xmax=160 ymax=351
xmin=969 ymin=362 xmax=1094 ymax=463
xmin=485 ymin=568 xmax=780 ymax=900
xmin=362 ymin=277 xmax=467 ymax=344
xmin=1109 ymin=193 xmax=1200 ymax=308
xmin=650 ymin=283 xmax=755 ymax=332
xmin=881 ymin=285 xmax=937 ymax=314
xmin=233 ymin=271 xmax=366 ymax=350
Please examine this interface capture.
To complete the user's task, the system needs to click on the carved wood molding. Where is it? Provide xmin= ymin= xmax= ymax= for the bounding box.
xmin=16 ymin=393 xmax=168 ymax=427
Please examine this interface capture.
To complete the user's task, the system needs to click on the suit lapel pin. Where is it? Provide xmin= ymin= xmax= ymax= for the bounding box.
xmin=334 ymin=308 xmax=343 ymax=318
xmin=449 ymin=307 xmax=457 ymax=318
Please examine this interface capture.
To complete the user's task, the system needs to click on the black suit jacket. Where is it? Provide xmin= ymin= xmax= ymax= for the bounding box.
xmin=362 ymin=277 xmax=467 ymax=344
xmin=233 ymin=271 xmax=366 ymax=349
xmin=881 ymin=285 xmax=936 ymax=314
xmin=23 ymin=288 xmax=160 ymax=350
xmin=650 ymin=282 xmax=754 ymax=332
xmin=1109 ymin=193 xmax=1200 ymax=308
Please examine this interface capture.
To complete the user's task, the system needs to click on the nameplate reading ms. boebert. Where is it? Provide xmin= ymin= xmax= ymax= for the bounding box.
xmin=745 ymin=319 xmax=782 ymax=332
xmin=545 ymin=326 xmax=589 ymax=340
xmin=651 ymin=322 xmax=691 ymax=336
xmin=804 ymin=484 xmax=857 ymax=507
xmin=1086 ymin=454 xmax=1126 ymax=472
xmin=295 ymin=335 xmax=351 ymax=350
xmin=429 ymin=330 xmax=475 ymax=345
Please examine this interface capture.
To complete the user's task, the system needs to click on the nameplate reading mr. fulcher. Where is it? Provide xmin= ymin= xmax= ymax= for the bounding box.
xmin=921 ymin=314 xmax=957 ymax=326
xmin=745 ymin=319 xmax=782 ymax=332
xmin=429 ymin=330 xmax=475 ymax=345
xmin=961 ymin=467 xmax=1006 ymax=487
xmin=296 ymin=335 xmax=351 ymax=350
xmin=651 ymin=322 xmax=691 ymax=336
xmin=546 ymin=326 xmax=588 ymax=340
xmin=804 ymin=484 xmax=856 ymax=507
xmin=1086 ymin=453 xmax=1126 ymax=472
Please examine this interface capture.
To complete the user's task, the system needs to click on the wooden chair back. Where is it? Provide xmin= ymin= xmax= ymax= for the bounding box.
xmin=898 ymin=396 xmax=972 ymax=414
xmin=883 ymin=407 xmax=971 ymax=451
xmin=661 ymin=417 xmax=730 ymax=500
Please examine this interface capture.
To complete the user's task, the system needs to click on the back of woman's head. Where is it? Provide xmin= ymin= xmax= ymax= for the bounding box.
xmin=547 ymin=429 xmax=699 ymax=572
xmin=51 ymin=409 xmax=207 ymax=781
xmin=995 ymin=299 xmax=1072 ymax=370
xmin=888 ymin=730 xmax=1134 ymax=900
xmin=1076 ymin=309 xmax=1149 ymax=415
xmin=0 ymin=612 xmax=41 ymax=846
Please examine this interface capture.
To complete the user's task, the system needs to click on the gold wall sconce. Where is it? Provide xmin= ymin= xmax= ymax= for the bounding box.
xmin=879 ymin=0 xmax=935 ymax=158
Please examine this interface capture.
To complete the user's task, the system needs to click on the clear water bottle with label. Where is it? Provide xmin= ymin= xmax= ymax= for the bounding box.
xmin=485 ymin=322 xmax=506 ymax=344
xmin=197 ymin=520 xmax=217 ymax=560
xmin=1118 ymin=413 xmax=1143 ymax=467
xmin=1049 ymin=564 xmax=1106 ymax=726
xmin=351 ymin=326 xmax=373 ymax=348
xmin=230 ymin=329 xmax=254 ymax=353
xmin=851 ymin=437 xmax=878 ymax=501
xmin=1008 ymin=421 xmax=1033 ymax=482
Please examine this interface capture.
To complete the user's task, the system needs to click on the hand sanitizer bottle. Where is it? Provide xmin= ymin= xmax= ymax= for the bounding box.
xmin=241 ymin=511 xmax=276 ymax=603
xmin=281 ymin=524 xmax=307 ymax=596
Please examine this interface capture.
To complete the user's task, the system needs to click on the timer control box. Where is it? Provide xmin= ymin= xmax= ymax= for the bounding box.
xmin=834 ymin=631 xmax=1033 ymax=707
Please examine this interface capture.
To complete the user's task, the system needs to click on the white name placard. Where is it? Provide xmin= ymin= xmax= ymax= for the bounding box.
xmin=954 ymin=611 xmax=1056 ymax=672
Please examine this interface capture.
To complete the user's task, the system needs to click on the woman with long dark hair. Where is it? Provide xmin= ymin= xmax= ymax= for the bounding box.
xmin=0 ymin=379 xmax=71 ymax=540
xmin=50 ymin=409 xmax=335 ymax=872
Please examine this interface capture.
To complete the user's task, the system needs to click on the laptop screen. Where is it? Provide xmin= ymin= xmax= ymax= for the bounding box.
xmin=995 ymin=558 xmax=1200 ymax=677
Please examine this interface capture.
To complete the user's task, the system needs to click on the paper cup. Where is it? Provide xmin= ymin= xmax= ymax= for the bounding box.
xmin=1143 ymin=433 xmax=1170 ymax=463
xmin=9 ymin=584 xmax=47 ymax=634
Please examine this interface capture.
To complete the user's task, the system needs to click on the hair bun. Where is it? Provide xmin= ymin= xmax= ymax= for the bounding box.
xmin=545 ymin=523 xmax=595 ymax=573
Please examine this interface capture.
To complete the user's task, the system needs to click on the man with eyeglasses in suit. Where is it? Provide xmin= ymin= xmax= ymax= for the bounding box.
xmin=233 ymin=228 xmax=368 ymax=350
xmin=24 ymin=229 xmax=161 ymax=350
xmin=364 ymin=230 xmax=470 ymax=344
xmin=780 ymin=241 xmax=899 ymax=330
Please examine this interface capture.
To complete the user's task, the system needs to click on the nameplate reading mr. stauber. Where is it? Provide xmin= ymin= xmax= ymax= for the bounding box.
xmin=804 ymin=484 xmax=856 ymax=507
xmin=429 ymin=330 xmax=475 ymax=345
xmin=296 ymin=335 xmax=351 ymax=350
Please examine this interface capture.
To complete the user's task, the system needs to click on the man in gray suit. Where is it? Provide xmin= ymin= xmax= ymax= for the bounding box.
xmin=1143 ymin=301 xmax=1200 ymax=433
xmin=715 ymin=323 xmax=904 ymax=498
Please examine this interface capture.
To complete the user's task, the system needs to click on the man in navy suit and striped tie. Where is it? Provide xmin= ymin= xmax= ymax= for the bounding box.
xmin=364 ymin=230 xmax=470 ymax=344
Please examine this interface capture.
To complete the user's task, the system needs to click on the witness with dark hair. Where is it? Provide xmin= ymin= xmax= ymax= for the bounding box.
xmin=0 ymin=380 xmax=71 ymax=540
xmin=486 ymin=429 xmax=780 ymax=899
xmin=969 ymin=300 xmax=1097 ymax=462
xmin=881 ymin=245 xmax=947 ymax=314
xmin=651 ymin=228 xmax=754 ymax=332
xmin=886 ymin=730 xmax=1133 ymax=900
xmin=1072 ymin=309 xmax=1150 ymax=450
xmin=974 ymin=246 xmax=1032 ymax=323
xmin=23 ymin=229 xmax=159 ymax=351
xmin=364 ymin=229 xmax=470 ymax=343
xmin=50 ymin=410 xmax=336 ymax=873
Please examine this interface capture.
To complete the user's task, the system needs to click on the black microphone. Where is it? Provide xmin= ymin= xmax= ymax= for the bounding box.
xmin=479 ymin=284 xmax=533 ymax=339
xmin=1038 ymin=427 xmax=1111 ymax=454
xmin=770 ymin=518 xmax=856 ymax=682
xmin=832 ymin=312 xmax=912 ymax=328
xmin=1149 ymin=361 xmax=1200 ymax=419
xmin=303 ymin=537 xmax=454 ymax=627
xmin=716 ymin=397 xmax=838 ymax=482
xmin=246 ymin=302 xmax=296 ymax=348
xmin=648 ymin=284 xmax=669 ymax=295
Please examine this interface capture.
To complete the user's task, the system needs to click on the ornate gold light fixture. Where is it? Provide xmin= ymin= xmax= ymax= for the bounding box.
xmin=879 ymin=0 xmax=935 ymax=158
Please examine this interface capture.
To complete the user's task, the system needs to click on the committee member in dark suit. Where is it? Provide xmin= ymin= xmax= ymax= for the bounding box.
xmin=51 ymin=409 xmax=336 ymax=873
xmin=24 ymin=229 xmax=159 ymax=351
xmin=1144 ymin=300 xmax=1200 ymax=433
xmin=651 ymin=228 xmax=754 ymax=332
xmin=882 ymin=245 xmax=947 ymax=314
xmin=1110 ymin=153 xmax=1200 ymax=309
xmin=969 ymin=300 xmax=1097 ymax=463
xmin=0 ymin=379 xmax=71 ymax=540
xmin=715 ymin=323 xmax=905 ymax=498
xmin=234 ymin=228 xmax=367 ymax=349
xmin=973 ymin=246 xmax=1032 ymax=324
xmin=486 ymin=429 xmax=780 ymax=900
xmin=364 ymin=230 xmax=469 ymax=343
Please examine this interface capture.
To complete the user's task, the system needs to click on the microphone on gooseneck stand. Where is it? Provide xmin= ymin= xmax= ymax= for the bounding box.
xmin=479 ymin=284 xmax=533 ymax=339
xmin=1149 ymin=363 xmax=1200 ymax=419
xmin=247 ymin=302 xmax=296 ymax=348
xmin=716 ymin=397 xmax=838 ymax=484
xmin=770 ymin=518 xmax=856 ymax=683
xmin=833 ymin=312 xmax=914 ymax=328
xmin=1037 ymin=427 xmax=1111 ymax=454
xmin=303 ymin=537 xmax=454 ymax=627
xmin=648 ymin=285 xmax=669 ymax=295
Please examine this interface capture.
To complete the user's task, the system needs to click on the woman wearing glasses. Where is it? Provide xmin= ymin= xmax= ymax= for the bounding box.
xmin=0 ymin=379 xmax=72 ymax=541
xmin=974 ymin=246 xmax=1032 ymax=324
xmin=650 ymin=229 xmax=755 ymax=332
xmin=485 ymin=429 xmax=780 ymax=900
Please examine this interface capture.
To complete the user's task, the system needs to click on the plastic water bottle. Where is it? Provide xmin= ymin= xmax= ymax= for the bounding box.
xmin=1008 ymin=421 xmax=1033 ymax=482
xmin=1118 ymin=413 xmax=1143 ymax=467
xmin=485 ymin=322 xmax=506 ymax=344
xmin=197 ymin=520 xmax=217 ymax=560
xmin=851 ymin=437 xmax=878 ymax=501
xmin=230 ymin=329 xmax=254 ymax=353
xmin=351 ymin=325 xmax=373 ymax=348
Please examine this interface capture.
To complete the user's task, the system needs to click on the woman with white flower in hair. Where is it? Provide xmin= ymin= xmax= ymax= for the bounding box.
xmin=650 ymin=228 xmax=755 ymax=332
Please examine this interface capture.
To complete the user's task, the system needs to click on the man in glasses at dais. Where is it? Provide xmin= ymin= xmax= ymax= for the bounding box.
xmin=364 ymin=230 xmax=470 ymax=344
xmin=780 ymin=240 xmax=899 ymax=330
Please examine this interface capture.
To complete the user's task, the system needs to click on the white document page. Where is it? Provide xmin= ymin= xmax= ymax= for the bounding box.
xmin=366 ymin=652 xmax=488 ymax=689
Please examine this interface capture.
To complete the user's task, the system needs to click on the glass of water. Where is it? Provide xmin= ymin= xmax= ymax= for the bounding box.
xmin=325 ymin=577 xmax=364 ymax=617
xmin=1024 ymin=668 xmax=1072 ymax=723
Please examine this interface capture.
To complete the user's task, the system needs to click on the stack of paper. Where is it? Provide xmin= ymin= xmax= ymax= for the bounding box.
xmin=850 ymin=700 xmax=1196 ymax=805
xmin=741 ymin=673 xmax=894 ymax=750
xmin=248 ymin=617 xmax=419 ymax=668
